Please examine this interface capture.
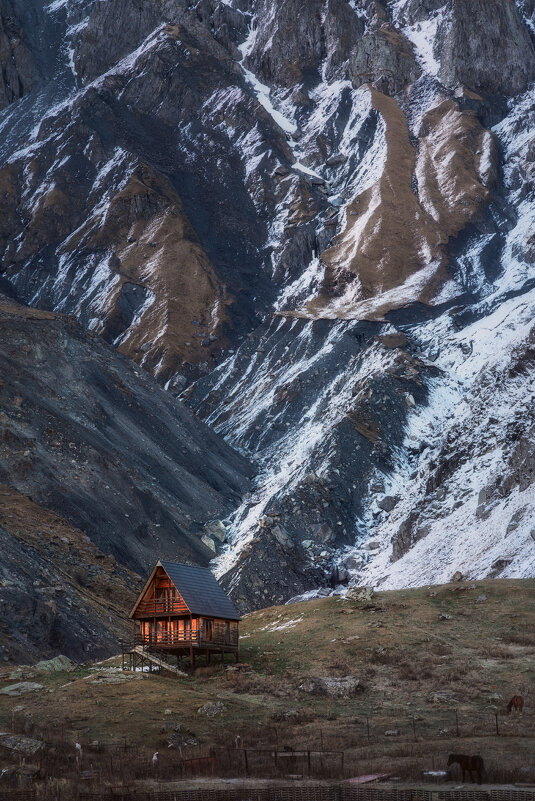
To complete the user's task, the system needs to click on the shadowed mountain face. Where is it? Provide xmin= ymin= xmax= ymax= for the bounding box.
xmin=0 ymin=485 xmax=140 ymax=663
xmin=0 ymin=296 xmax=252 ymax=576
xmin=0 ymin=0 xmax=534 ymax=621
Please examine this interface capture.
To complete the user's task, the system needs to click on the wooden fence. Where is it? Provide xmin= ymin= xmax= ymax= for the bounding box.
xmin=77 ymin=785 xmax=535 ymax=801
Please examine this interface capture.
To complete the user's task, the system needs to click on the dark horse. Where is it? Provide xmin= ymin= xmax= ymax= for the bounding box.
xmin=447 ymin=754 xmax=484 ymax=784
xmin=507 ymin=695 xmax=524 ymax=715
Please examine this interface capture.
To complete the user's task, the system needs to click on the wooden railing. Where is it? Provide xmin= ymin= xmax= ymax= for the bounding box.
xmin=131 ymin=626 xmax=238 ymax=649
xmin=134 ymin=599 xmax=188 ymax=616
xmin=136 ymin=631 xmax=200 ymax=647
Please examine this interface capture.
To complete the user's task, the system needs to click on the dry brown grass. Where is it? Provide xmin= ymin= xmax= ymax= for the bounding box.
xmin=0 ymin=578 xmax=533 ymax=794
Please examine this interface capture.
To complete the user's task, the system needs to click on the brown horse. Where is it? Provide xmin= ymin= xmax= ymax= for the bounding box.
xmin=447 ymin=754 xmax=484 ymax=784
xmin=507 ymin=695 xmax=524 ymax=715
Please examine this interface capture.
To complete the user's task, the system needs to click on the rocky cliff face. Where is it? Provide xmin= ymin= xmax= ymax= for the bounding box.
xmin=0 ymin=0 xmax=534 ymax=616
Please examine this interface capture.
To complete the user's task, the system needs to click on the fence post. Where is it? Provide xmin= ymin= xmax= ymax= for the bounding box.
xmin=412 ymin=717 xmax=416 ymax=741
xmin=366 ymin=717 xmax=370 ymax=742
xmin=244 ymin=748 xmax=249 ymax=775
xmin=495 ymin=712 xmax=500 ymax=736
xmin=307 ymin=750 xmax=311 ymax=774
xmin=455 ymin=710 xmax=460 ymax=738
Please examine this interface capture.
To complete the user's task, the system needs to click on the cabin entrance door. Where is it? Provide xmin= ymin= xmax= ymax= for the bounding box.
xmin=204 ymin=619 xmax=213 ymax=641
xmin=156 ymin=620 xmax=169 ymax=644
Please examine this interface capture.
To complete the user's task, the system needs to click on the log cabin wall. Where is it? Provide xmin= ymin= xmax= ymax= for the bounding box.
xmin=200 ymin=617 xmax=239 ymax=647
xmin=138 ymin=616 xmax=237 ymax=647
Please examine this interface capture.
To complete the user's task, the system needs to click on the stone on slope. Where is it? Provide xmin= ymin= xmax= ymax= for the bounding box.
xmin=35 ymin=655 xmax=77 ymax=672
xmin=0 ymin=681 xmax=43 ymax=696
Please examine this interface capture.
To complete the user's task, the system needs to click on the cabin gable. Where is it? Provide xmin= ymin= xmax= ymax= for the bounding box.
xmin=131 ymin=565 xmax=190 ymax=619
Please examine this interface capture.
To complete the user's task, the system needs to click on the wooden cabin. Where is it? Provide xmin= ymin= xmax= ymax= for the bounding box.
xmin=129 ymin=561 xmax=240 ymax=667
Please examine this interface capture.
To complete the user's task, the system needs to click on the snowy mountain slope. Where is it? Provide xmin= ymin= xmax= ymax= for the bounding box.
xmin=0 ymin=0 xmax=534 ymax=609
xmin=188 ymin=0 xmax=535 ymax=606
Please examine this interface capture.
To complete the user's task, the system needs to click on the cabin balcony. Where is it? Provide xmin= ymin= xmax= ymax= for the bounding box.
xmin=133 ymin=599 xmax=189 ymax=617
xmin=133 ymin=630 xmax=239 ymax=651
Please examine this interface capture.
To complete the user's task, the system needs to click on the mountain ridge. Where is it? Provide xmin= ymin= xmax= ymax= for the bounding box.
xmin=0 ymin=0 xmax=533 ymax=619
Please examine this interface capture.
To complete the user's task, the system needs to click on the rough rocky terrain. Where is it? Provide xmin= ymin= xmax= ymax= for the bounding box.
xmin=0 ymin=484 xmax=137 ymax=663
xmin=0 ymin=0 xmax=534 ymax=615
xmin=0 ymin=294 xmax=252 ymax=658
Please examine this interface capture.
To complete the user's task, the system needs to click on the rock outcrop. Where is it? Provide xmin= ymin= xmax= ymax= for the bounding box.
xmin=437 ymin=0 xmax=535 ymax=96
xmin=0 ymin=0 xmax=39 ymax=109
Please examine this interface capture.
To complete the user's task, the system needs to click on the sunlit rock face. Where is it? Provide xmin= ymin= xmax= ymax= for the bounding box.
xmin=0 ymin=0 xmax=534 ymax=611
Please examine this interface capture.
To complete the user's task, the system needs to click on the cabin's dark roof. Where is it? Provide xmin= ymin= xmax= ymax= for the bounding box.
xmin=160 ymin=561 xmax=241 ymax=620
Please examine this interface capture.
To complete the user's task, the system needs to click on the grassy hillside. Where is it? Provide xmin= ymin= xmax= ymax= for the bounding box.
xmin=0 ymin=578 xmax=534 ymax=789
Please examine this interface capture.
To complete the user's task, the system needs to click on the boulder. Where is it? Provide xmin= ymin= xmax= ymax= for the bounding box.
xmin=0 ymin=733 xmax=44 ymax=756
xmin=345 ymin=586 xmax=374 ymax=603
xmin=299 ymin=676 xmax=361 ymax=697
xmin=0 ymin=682 xmax=43 ymax=697
xmin=203 ymin=519 xmax=227 ymax=542
xmin=201 ymin=534 xmax=217 ymax=552
xmin=428 ymin=690 xmax=457 ymax=705
xmin=35 ymin=655 xmax=76 ymax=672
xmin=363 ymin=541 xmax=381 ymax=551
xmin=313 ymin=523 xmax=335 ymax=544
xmin=197 ymin=701 xmax=226 ymax=717
xmin=377 ymin=495 xmax=400 ymax=512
